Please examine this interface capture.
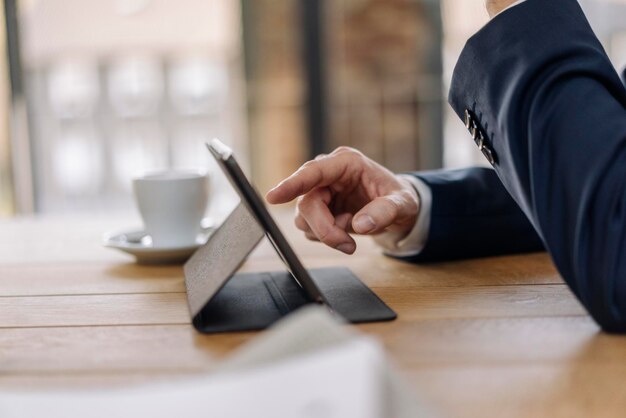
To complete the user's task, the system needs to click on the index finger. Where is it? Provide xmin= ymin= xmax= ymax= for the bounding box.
xmin=265 ymin=155 xmax=349 ymax=204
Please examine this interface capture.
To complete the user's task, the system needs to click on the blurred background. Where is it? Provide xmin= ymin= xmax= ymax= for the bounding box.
xmin=0 ymin=0 xmax=624 ymax=219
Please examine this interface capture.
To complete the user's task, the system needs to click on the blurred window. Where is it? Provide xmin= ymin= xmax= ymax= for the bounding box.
xmin=11 ymin=0 xmax=246 ymax=217
xmin=2 ymin=0 xmax=625 ymax=217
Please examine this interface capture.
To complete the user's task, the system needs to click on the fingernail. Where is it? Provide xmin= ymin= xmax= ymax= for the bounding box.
xmin=336 ymin=243 xmax=355 ymax=254
xmin=354 ymin=215 xmax=375 ymax=233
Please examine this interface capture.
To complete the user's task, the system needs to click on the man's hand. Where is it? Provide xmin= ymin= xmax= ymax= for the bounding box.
xmin=486 ymin=0 xmax=519 ymax=17
xmin=265 ymin=147 xmax=420 ymax=254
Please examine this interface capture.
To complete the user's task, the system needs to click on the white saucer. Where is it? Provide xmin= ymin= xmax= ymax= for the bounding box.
xmin=103 ymin=225 xmax=215 ymax=264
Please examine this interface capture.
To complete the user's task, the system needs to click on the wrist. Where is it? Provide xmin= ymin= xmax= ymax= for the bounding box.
xmin=395 ymin=176 xmax=421 ymax=239
xmin=485 ymin=0 xmax=517 ymax=17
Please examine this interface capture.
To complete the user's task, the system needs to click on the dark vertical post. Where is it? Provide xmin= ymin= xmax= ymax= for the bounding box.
xmin=300 ymin=0 xmax=327 ymax=158
xmin=240 ymin=0 xmax=261 ymax=177
xmin=4 ymin=0 xmax=22 ymax=98
xmin=3 ymin=0 xmax=36 ymax=213
xmin=417 ymin=0 xmax=444 ymax=169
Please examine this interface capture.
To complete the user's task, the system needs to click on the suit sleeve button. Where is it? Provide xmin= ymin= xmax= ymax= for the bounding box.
xmin=480 ymin=145 xmax=497 ymax=165
xmin=474 ymin=130 xmax=484 ymax=147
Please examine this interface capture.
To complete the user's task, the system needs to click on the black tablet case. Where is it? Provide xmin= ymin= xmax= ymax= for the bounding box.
xmin=183 ymin=203 xmax=397 ymax=333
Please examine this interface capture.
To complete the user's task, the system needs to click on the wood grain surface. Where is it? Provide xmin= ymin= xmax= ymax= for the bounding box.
xmin=1 ymin=210 xmax=624 ymax=418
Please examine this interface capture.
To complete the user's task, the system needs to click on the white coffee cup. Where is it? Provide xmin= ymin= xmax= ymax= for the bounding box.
xmin=133 ymin=170 xmax=210 ymax=247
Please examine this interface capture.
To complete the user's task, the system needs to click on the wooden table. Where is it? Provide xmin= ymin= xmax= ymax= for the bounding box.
xmin=1 ymin=210 xmax=625 ymax=417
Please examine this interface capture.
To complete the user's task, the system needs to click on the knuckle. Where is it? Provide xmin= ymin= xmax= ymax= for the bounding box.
xmin=316 ymin=226 xmax=332 ymax=242
xmin=300 ymin=187 xmax=328 ymax=205
xmin=301 ymin=160 xmax=317 ymax=170
xmin=340 ymin=148 xmax=364 ymax=164
xmin=294 ymin=216 xmax=308 ymax=232
xmin=395 ymin=190 xmax=418 ymax=217
xmin=317 ymin=226 xmax=343 ymax=247
xmin=299 ymin=160 xmax=324 ymax=183
xmin=383 ymin=195 xmax=402 ymax=216
xmin=298 ymin=192 xmax=315 ymax=209
xmin=305 ymin=231 xmax=318 ymax=241
xmin=333 ymin=145 xmax=357 ymax=155
xmin=297 ymin=194 xmax=319 ymax=215
xmin=398 ymin=189 xmax=417 ymax=207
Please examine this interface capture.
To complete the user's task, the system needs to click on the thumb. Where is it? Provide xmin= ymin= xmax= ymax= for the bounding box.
xmin=351 ymin=193 xmax=416 ymax=235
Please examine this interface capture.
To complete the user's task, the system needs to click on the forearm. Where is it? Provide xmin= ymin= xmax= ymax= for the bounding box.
xmin=410 ymin=168 xmax=544 ymax=261
xmin=449 ymin=0 xmax=626 ymax=330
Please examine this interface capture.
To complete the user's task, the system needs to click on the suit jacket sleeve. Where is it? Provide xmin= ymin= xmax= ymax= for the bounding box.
xmin=448 ymin=0 xmax=626 ymax=331
xmin=399 ymin=167 xmax=544 ymax=262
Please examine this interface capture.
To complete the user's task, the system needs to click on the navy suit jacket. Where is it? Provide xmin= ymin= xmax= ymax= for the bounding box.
xmin=403 ymin=0 xmax=626 ymax=331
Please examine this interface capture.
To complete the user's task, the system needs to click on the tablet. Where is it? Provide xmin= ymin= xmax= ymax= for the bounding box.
xmin=207 ymin=139 xmax=328 ymax=306
xmin=185 ymin=139 xmax=396 ymax=333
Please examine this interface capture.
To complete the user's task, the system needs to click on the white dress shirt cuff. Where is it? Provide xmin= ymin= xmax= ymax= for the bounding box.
xmin=373 ymin=175 xmax=432 ymax=257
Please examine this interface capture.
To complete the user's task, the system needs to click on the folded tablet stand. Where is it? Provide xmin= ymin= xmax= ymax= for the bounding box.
xmin=184 ymin=204 xmax=397 ymax=333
